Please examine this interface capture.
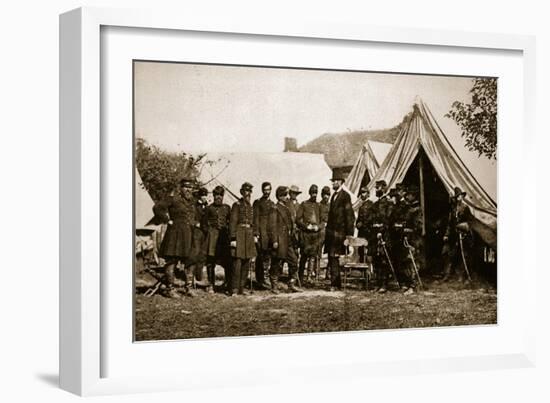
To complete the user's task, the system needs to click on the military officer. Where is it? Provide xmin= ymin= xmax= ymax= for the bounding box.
xmin=204 ymin=185 xmax=231 ymax=294
xmin=401 ymin=184 xmax=423 ymax=294
xmin=318 ymin=186 xmax=331 ymax=280
xmin=229 ymin=182 xmax=259 ymax=295
xmin=269 ymin=186 xmax=302 ymax=293
xmin=253 ymin=182 xmax=275 ymax=290
xmin=442 ymin=186 xmax=474 ymax=284
xmin=372 ymin=180 xmax=392 ymax=293
xmin=296 ymin=185 xmax=321 ymax=285
xmin=388 ymin=186 xmax=408 ymax=291
xmin=355 ymin=186 xmax=374 ymax=263
xmin=151 ymin=177 xmax=197 ymax=298
xmin=188 ymin=187 xmax=209 ymax=284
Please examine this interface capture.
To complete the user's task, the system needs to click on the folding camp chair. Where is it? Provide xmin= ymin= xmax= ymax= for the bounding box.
xmin=342 ymin=237 xmax=372 ymax=290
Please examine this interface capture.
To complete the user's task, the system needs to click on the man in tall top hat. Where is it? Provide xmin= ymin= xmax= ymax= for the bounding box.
xmin=229 ymin=182 xmax=259 ymax=295
xmin=296 ymin=184 xmax=322 ymax=285
xmin=204 ymin=185 xmax=231 ymax=294
xmin=253 ymin=182 xmax=275 ymax=290
xmin=442 ymin=186 xmax=474 ymax=284
xmin=324 ymin=173 xmax=355 ymax=290
xmin=269 ymin=186 xmax=302 ymax=293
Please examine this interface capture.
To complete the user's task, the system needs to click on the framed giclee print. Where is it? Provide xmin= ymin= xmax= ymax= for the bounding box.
xmin=60 ymin=7 xmax=537 ymax=396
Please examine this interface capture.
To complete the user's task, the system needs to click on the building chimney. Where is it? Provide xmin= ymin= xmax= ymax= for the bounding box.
xmin=284 ymin=137 xmax=298 ymax=152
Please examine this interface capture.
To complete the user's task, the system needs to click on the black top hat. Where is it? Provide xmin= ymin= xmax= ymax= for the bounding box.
xmin=452 ymin=186 xmax=467 ymax=199
xmin=289 ymin=185 xmax=302 ymax=194
xmin=330 ymin=173 xmax=345 ymax=182
xmin=321 ymin=186 xmax=331 ymax=196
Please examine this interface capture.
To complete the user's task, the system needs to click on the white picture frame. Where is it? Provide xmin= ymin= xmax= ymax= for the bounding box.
xmin=60 ymin=6 xmax=537 ymax=396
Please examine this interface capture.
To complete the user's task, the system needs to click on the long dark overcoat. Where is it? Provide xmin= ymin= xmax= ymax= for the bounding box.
xmin=205 ymin=203 xmax=231 ymax=259
xmin=153 ymin=194 xmax=197 ymax=259
xmin=229 ymin=198 xmax=258 ymax=259
xmin=296 ymin=200 xmax=321 ymax=256
xmin=253 ymin=197 xmax=275 ymax=252
xmin=324 ymin=189 xmax=355 ymax=256
xmin=268 ymin=202 xmax=295 ymax=259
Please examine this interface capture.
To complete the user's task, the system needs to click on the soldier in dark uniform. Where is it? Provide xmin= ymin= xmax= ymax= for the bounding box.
xmin=442 ymin=187 xmax=474 ymax=284
xmin=296 ymin=185 xmax=321 ymax=285
xmin=152 ymin=178 xmax=197 ymax=298
xmin=204 ymin=186 xmax=231 ymax=294
xmin=388 ymin=186 xmax=408 ymax=291
xmin=253 ymin=182 xmax=275 ymax=290
xmin=269 ymin=186 xmax=302 ymax=293
xmin=324 ymin=174 xmax=355 ymax=291
xmin=188 ymin=187 xmax=209 ymax=284
xmin=372 ymin=180 xmax=392 ymax=293
xmin=318 ymin=186 xmax=331 ymax=280
xmin=355 ymin=186 xmax=374 ymax=263
xmin=401 ymin=185 xmax=423 ymax=294
xmin=229 ymin=182 xmax=258 ymax=296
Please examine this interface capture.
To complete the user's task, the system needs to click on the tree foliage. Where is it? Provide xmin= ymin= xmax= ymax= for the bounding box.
xmin=136 ymin=138 xmax=206 ymax=202
xmin=445 ymin=78 xmax=497 ymax=160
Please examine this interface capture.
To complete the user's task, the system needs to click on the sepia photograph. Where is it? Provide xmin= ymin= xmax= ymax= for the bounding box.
xmin=133 ymin=61 xmax=497 ymax=341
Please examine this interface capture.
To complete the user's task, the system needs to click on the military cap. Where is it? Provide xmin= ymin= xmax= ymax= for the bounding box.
xmin=330 ymin=173 xmax=345 ymax=182
xmin=452 ymin=186 xmax=467 ymax=199
xmin=213 ymin=185 xmax=225 ymax=196
xmin=179 ymin=177 xmax=194 ymax=187
xmin=276 ymin=186 xmax=289 ymax=198
xmin=197 ymin=187 xmax=208 ymax=197
xmin=321 ymin=186 xmax=331 ymax=196
xmin=261 ymin=181 xmax=272 ymax=190
xmin=240 ymin=182 xmax=253 ymax=192
xmin=309 ymin=184 xmax=318 ymax=194
xmin=289 ymin=185 xmax=302 ymax=194
xmin=375 ymin=180 xmax=387 ymax=188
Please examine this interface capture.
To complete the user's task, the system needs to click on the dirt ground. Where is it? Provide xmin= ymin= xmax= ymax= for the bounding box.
xmin=134 ymin=274 xmax=497 ymax=341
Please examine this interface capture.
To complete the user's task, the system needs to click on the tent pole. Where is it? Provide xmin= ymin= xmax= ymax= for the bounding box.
xmin=419 ymin=152 xmax=426 ymax=236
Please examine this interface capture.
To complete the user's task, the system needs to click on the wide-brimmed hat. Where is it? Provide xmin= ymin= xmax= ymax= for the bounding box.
xmin=276 ymin=186 xmax=289 ymax=198
xmin=289 ymin=185 xmax=302 ymax=194
xmin=452 ymin=186 xmax=467 ymax=199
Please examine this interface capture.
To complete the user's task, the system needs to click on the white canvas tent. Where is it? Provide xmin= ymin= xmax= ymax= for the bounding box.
xmin=135 ymin=169 xmax=162 ymax=256
xmin=367 ymin=99 xmax=497 ymax=246
xmin=199 ymin=151 xmax=339 ymax=204
xmin=346 ymin=140 xmax=392 ymax=196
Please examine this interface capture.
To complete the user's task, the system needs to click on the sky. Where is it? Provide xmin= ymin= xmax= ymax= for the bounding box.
xmin=134 ymin=61 xmax=497 ymax=199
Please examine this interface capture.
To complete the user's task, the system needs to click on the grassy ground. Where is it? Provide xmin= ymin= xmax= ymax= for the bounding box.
xmin=134 ymin=276 xmax=497 ymax=341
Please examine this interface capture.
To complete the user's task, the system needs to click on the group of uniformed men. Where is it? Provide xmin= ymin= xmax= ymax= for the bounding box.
xmin=151 ymin=174 xmax=473 ymax=298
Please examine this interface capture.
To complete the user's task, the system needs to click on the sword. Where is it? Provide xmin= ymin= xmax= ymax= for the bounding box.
xmin=458 ymin=233 xmax=472 ymax=282
xmin=379 ymin=237 xmax=400 ymax=288
xmin=404 ymin=237 xmax=423 ymax=289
